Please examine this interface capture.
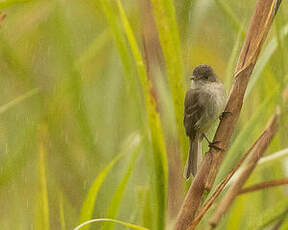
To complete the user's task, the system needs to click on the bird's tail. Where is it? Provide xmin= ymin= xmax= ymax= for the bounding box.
xmin=184 ymin=136 xmax=202 ymax=179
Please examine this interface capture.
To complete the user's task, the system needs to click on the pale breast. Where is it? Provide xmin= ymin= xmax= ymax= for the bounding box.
xmin=195 ymin=82 xmax=227 ymax=132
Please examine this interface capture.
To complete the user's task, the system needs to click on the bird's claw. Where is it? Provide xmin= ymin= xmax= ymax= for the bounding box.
xmin=219 ymin=111 xmax=232 ymax=121
xmin=209 ymin=141 xmax=224 ymax=152
xmin=202 ymin=134 xmax=225 ymax=152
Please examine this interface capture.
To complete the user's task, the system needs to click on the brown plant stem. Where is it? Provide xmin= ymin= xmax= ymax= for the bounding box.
xmin=209 ymin=111 xmax=279 ymax=228
xmin=174 ymin=1 xmax=281 ymax=229
xmin=186 ymin=142 xmax=252 ymax=229
xmin=239 ymin=177 xmax=288 ymax=195
xmin=187 ymin=111 xmax=280 ymax=229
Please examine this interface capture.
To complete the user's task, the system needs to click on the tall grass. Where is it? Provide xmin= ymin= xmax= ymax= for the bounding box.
xmin=116 ymin=1 xmax=168 ymax=228
xmin=0 ymin=0 xmax=287 ymax=229
xmin=150 ymin=0 xmax=187 ymax=161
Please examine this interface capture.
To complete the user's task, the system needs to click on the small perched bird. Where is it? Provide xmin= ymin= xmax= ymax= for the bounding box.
xmin=184 ymin=64 xmax=227 ymax=179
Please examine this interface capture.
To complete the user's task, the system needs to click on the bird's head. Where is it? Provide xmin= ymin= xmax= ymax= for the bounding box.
xmin=190 ymin=64 xmax=218 ymax=83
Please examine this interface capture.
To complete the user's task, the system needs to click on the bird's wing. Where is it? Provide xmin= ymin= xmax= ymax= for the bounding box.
xmin=184 ymin=89 xmax=209 ymax=138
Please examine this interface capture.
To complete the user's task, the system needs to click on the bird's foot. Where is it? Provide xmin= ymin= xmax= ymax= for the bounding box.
xmin=219 ymin=111 xmax=232 ymax=121
xmin=209 ymin=141 xmax=224 ymax=152
xmin=202 ymin=134 xmax=225 ymax=152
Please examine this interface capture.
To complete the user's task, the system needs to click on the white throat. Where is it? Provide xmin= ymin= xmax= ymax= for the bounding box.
xmin=191 ymin=80 xmax=207 ymax=89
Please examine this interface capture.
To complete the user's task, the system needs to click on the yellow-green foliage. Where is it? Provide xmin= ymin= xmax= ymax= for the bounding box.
xmin=0 ymin=0 xmax=287 ymax=230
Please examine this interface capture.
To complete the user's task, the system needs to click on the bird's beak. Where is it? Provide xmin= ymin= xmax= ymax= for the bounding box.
xmin=190 ymin=76 xmax=195 ymax=81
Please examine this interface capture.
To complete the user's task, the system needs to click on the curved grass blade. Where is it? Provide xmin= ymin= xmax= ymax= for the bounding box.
xmin=98 ymin=0 xmax=143 ymax=124
xmin=102 ymin=145 xmax=141 ymax=230
xmin=143 ymin=189 xmax=153 ymax=229
xmin=74 ymin=218 xmax=149 ymax=230
xmin=76 ymin=29 xmax=111 ymax=70
xmin=58 ymin=192 xmax=66 ymax=230
xmin=0 ymin=88 xmax=39 ymax=114
xmin=245 ymin=24 xmax=288 ymax=100
xmin=53 ymin=3 xmax=96 ymax=155
xmin=38 ymin=128 xmax=50 ymax=230
xmin=225 ymin=29 xmax=243 ymax=90
xmin=247 ymin=198 xmax=288 ymax=230
xmin=214 ymin=0 xmax=245 ymax=39
xmin=257 ymin=147 xmax=288 ymax=168
xmin=150 ymin=0 xmax=187 ymax=161
xmin=98 ymin=0 xmax=134 ymax=83
xmin=136 ymin=187 xmax=153 ymax=229
xmin=116 ymin=1 xmax=168 ymax=229
xmin=79 ymin=133 xmax=141 ymax=229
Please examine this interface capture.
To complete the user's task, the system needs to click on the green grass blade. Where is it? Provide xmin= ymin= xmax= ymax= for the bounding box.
xmin=39 ymin=133 xmax=50 ymax=230
xmin=150 ymin=0 xmax=187 ymax=161
xmin=75 ymin=29 xmax=111 ymax=70
xmin=137 ymin=187 xmax=153 ymax=229
xmin=214 ymin=0 xmax=245 ymax=39
xmin=0 ymin=88 xmax=39 ymax=114
xmin=225 ymin=30 xmax=243 ymax=90
xmin=74 ymin=218 xmax=149 ymax=230
xmin=99 ymin=0 xmax=134 ymax=83
xmin=257 ymin=148 xmax=288 ymax=168
xmin=247 ymin=198 xmax=288 ymax=230
xmin=98 ymin=0 xmax=143 ymax=125
xmin=102 ymin=145 xmax=141 ymax=230
xmin=53 ymin=3 xmax=96 ymax=155
xmin=59 ymin=192 xmax=66 ymax=230
xmin=79 ymin=133 xmax=141 ymax=229
xmin=116 ymin=1 xmax=168 ymax=229
xmin=245 ymin=24 xmax=288 ymax=100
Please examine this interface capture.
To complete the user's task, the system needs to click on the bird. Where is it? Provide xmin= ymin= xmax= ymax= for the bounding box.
xmin=183 ymin=64 xmax=227 ymax=179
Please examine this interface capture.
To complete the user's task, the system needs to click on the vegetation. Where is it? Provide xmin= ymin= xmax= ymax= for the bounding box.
xmin=0 ymin=0 xmax=287 ymax=229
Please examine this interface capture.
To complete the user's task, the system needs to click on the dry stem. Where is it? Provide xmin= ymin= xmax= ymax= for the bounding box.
xmin=187 ymin=110 xmax=280 ymax=229
xmin=239 ymin=177 xmax=288 ymax=195
xmin=209 ymin=111 xmax=279 ymax=228
xmin=186 ymin=143 xmax=252 ymax=229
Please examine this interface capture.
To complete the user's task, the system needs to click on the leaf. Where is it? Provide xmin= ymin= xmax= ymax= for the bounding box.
xmin=115 ymin=1 xmax=168 ymax=230
xmin=0 ymin=88 xmax=39 ymax=114
xmin=98 ymin=0 xmax=143 ymax=122
xmin=75 ymin=29 xmax=111 ymax=70
xmin=247 ymin=198 xmax=288 ymax=230
xmin=214 ymin=0 xmax=245 ymax=39
xmin=257 ymin=147 xmax=288 ymax=167
xmin=245 ymin=24 xmax=288 ymax=100
xmin=102 ymin=145 xmax=141 ymax=230
xmin=74 ymin=218 xmax=149 ymax=230
xmin=38 ymin=128 xmax=50 ymax=230
xmin=235 ymin=0 xmax=281 ymax=72
xmin=137 ymin=187 xmax=153 ymax=229
xmin=53 ymin=3 xmax=96 ymax=154
xmin=78 ymin=133 xmax=141 ymax=229
xmin=150 ymin=0 xmax=187 ymax=162
xmin=225 ymin=29 xmax=243 ymax=90
xmin=58 ymin=192 xmax=66 ymax=230
xmin=98 ymin=0 xmax=134 ymax=84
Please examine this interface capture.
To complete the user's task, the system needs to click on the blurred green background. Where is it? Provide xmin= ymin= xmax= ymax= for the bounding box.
xmin=0 ymin=0 xmax=288 ymax=229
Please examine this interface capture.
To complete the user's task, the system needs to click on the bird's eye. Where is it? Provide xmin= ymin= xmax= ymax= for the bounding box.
xmin=203 ymin=74 xmax=209 ymax=79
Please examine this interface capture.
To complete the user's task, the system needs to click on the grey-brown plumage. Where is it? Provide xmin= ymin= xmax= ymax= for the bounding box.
xmin=184 ymin=64 xmax=227 ymax=179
